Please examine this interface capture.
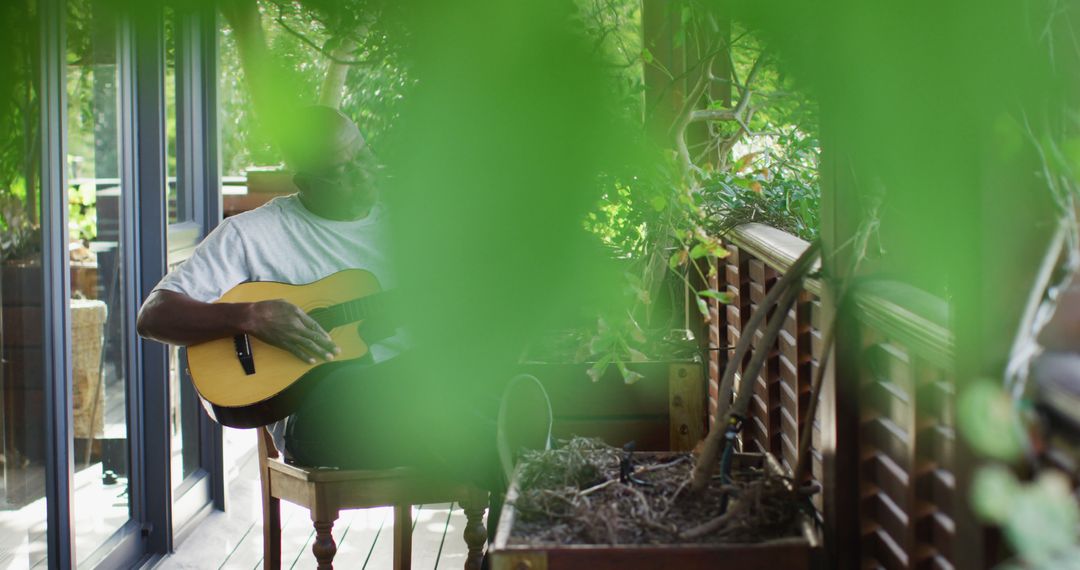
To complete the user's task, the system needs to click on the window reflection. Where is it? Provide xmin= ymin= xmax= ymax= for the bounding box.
xmin=0 ymin=0 xmax=49 ymax=566
xmin=65 ymin=0 xmax=132 ymax=564
xmin=166 ymin=6 xmax=201 ymax=494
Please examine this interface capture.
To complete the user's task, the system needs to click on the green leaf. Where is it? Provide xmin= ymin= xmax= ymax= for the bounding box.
xmin=1002 ymin=472 xmax=1080 ymax=563
xmin=957 ymin=382 xmax=1025 ymax=461
xmin=970 ymin=465 xmax=1018 ymax=524
xmin=695 ymin=297 xmax=709 ymax=318
xmin=642 ymin=48 xmax=654 ymax=64
xmin=689 ymin=243 xmax=710 ymax=259
xmin=649 ymin=195 xmax=667 ymax=212
xmin=697 ymin=289 xmax=731 ymax=303
xmin=615 ymin=360 xmax=644 ymax=385
xmin=668 ymin=249 xmax=687 ymax=270
xmin=587 ymin=354 xmax=613 ymax=383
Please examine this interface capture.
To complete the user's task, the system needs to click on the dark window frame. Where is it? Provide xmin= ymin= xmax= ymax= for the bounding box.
xmin=34 ymin=0 xmax=223 ymax=565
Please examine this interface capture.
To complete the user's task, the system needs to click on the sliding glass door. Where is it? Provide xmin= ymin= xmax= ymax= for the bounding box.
xmin=64 ymin=0 xmax=137 ymax=565
xmin=0 ymin=1 xmax=51 ymax=566
xmin=2 ymin=0 xmax=223 ymax=567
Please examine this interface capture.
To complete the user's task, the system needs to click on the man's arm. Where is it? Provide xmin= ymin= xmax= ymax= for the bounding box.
xmin=137 ymin=290 xmax=339 ymax=364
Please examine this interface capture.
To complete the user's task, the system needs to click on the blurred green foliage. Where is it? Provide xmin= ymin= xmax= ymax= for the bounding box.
xmin=575 ymin=3 xmax=821 ymax=386
xmin=218 ymin=0 xmax=409 ymax=175
xmin=973 ymin=466 xmax=1080 ymax=569
xmin=0 ymin=0 xmax=40 ymax=259
xmin=957 ymin=381 xmax=1026 ymax=462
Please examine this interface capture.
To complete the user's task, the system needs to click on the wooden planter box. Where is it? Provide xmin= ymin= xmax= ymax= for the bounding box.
xmin=490 ymin=452 xmax=822 ymax=570
xmin=518 ymin=360 xmax=705 ymax=452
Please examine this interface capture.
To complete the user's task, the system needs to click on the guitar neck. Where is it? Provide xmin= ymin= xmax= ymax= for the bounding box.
xmin=308 ymin=291 xmax=392 ymax=331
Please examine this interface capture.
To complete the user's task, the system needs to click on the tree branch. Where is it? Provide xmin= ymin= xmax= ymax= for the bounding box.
xmin=318 ymin=36 xmax=358 ymax=108
xmin=273 ymin=7 xmax=375 ymax=66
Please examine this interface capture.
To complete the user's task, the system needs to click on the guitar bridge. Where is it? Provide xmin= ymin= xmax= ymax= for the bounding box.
xmin=233 ymin=334 xmax=256 ymax=375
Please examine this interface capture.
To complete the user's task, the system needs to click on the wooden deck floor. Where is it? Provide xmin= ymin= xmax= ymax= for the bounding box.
xmin=150 ymin=430 xmax=482 ymax=570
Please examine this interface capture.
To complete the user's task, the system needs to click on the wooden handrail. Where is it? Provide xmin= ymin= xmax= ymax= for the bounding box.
xmin=726 ymin=224 xmax=823 ymax=296
xmin=725 ymin=223 xmax=953 ymax=366
xmin=853 ymin=279 xmax=953 ymax=368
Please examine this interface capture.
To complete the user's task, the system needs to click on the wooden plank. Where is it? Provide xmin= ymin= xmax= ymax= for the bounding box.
xmin=285 ymin=508 xmax=361 ymax=569
xmin=669 ymin=364 xmax=705 ymax=452
xmin=747 ymin=258 xmax=777 ymax=288
xmin=863 ymin=451 xmax=910 ymax=505
xmin=411 ymin=504 xmax=453 ymax=569
xmin=863 ymin=418 xmax=912 ymax=475
xmin=276 ymin=502 xmax=318 ymax=569
xmin=328 ymin=507 xmax=392 ymax=569
xmin=749 ymin=281 xmax=767 ymax=305
xmin=363 ymin=506 xmax=400 ymax=569
xmin=724 ymin=263 xmax=741 ymax=289
xmin=437 ymin=503 xmax=483 ymax=570
xmin=865 ymin=527 xmax=909 ymax=570
xmin=864 ymin=485 xmax=910 ymax=542
xmin=864 ymin=380 xmax=912 ymax=430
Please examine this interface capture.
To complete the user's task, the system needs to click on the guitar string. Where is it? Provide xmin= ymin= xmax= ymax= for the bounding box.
xmin=308 ymin=292 xmax=386 ymax=331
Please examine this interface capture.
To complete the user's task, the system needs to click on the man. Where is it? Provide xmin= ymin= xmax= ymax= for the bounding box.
xmin=137 ymin=105 xmax=550 ymax=488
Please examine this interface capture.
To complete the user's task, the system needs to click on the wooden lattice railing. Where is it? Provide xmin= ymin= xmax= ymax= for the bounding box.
xmin=703 ymin=223 xmax=958 ymax=569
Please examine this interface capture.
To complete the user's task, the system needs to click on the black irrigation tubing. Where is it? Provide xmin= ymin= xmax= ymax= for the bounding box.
xmin=716 ymin=283 xmax=800 ymax=507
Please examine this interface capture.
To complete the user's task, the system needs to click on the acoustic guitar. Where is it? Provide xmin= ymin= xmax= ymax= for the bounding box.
xmin=187 ymin=269 xmax=389 ymax=428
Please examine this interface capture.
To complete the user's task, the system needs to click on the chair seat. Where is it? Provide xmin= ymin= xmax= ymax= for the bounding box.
xmin=268 ymin=458 xmax=486 ymax=512
xmin=269 ymin=460 xmax=420 ymax=483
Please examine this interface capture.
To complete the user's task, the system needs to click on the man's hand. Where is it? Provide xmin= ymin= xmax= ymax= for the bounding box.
xmin=244 ymin=299 xmax=340 ymax=364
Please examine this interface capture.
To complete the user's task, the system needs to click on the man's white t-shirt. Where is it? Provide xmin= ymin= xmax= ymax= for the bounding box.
xmin=153 ymin=194 xmax=405 ymax=449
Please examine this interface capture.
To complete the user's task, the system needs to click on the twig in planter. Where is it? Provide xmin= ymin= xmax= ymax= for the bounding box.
xmin=661 ymin=478 xmax=692 ymax=517
xmin=690 ymin=241 xmax=821 ymax=492
xmin=680 ymin=508 xmax=737 ymax=540
xmin=580 ymin=456 xmax=689 ymax=496
xmin=579 ymin=479 xmax=616 ymax=496
xmin=641 ymin=455 xmax=690 ymax=473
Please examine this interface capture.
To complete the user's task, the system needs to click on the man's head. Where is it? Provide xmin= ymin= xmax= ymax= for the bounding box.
xmin=284 ymin=105 xmax=378 ymax=219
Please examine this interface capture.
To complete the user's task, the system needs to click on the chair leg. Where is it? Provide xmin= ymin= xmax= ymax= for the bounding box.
xmin=462 ymin=494 xmax=488 ymax=570
xmin=394 ymin=504 xmax=412 ymax=570
xmin=257 ymin=428 xmax=282 ymax=570
xmin=312 ymin=516 xmax=338 ymax=570
xmin=261 ymin=485 xmax=281 ymax=569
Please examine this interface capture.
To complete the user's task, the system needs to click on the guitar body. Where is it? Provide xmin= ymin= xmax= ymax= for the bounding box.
xmin=188 ymin=269 xmax=381 ymax=428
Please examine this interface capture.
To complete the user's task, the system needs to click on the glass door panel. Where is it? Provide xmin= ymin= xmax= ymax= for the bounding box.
xmin=0 ymin=1 xmax=49 ymax=566
xmin=65 ymin=0 xmax=133 ymax=564
xmin=165 ymin=6 xmax=202 ymax=497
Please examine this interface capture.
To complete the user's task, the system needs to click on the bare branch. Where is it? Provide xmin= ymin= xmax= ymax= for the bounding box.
xmin=273 ymin=6 xmax=376 ymax=66
xmin=644 ymin=30 xmax=751 ymax=124
xmin=689 ymin=107 xmax=737 ymax=122
xmin=674 ymin=53 xmax=718 ymax=178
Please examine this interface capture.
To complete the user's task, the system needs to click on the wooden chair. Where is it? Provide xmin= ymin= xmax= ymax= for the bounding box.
xmin=256 ymin=427 xmax=488 ymax=570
